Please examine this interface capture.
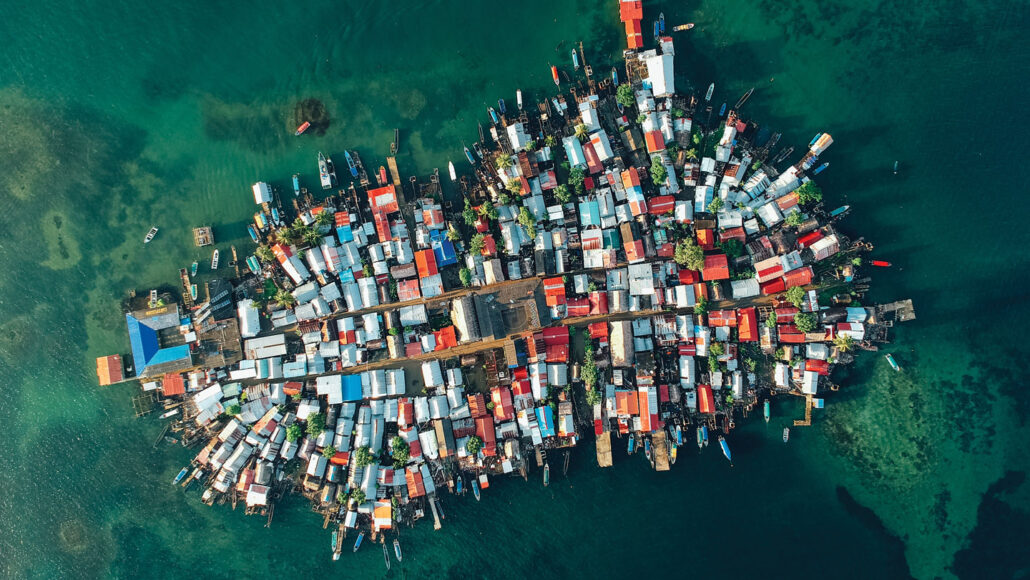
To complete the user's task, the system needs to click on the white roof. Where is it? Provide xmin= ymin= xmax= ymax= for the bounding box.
xmin=252 ymin=182 xmax=273 ymax=204
xmin=237 ymin=299 xmax=261 ymax=339
xmin=645 ymin=53 xmax=675 ymax=97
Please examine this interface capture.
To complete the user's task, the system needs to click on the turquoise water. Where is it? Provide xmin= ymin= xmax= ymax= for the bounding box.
xmin=0 ymin=0 xmax=1028 ymax=578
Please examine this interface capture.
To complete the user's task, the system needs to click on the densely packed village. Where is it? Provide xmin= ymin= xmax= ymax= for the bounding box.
xmin=97 ymin=0 xmax=913 ymax=557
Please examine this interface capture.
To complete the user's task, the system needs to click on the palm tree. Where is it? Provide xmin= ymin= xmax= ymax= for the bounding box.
xmin=273 ymin=289 xmax=297 ymax=308
xmin=544 ymin=135 xmax=558 ymax=148
xmin=302 ymin=226 xmax=323 ymax=247
xmin=685 ymin=148 xmax=698 ymax=161
xmin=574 ymin=123 xmax=589 ymax=142
xmin=833 ymin=335 xmax=855 ymax=352
xmin=255 ymin=245 xmax=275 ymax=263
xmin=314 ymin=209 xmax=333 ymax=229
xmin=275 ymin=226 xmax=297 ymax=245
xmin=495 ymin=153 xmax=513 ymax=170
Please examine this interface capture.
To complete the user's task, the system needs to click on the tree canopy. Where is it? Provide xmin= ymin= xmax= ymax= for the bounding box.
xmin=794 ymin=312 xmax=818 ymax=333
xmin=459 ymin=267 xmax=472 ymax=288
xmin=616 ymin=83 xmax=635 ymax=108
xmin=462 ymin=198 xmax=477 ymax=225
xmin=707 ymin=197 xmax=723 ymax=213
xmin=354 ymin=446 xmax=374 ymax=468
xmin=694 ymin=297 xmax=709 ymax=316
xmin=469 ymin=233 xmax=486 ymax=255
xmin=650 ymin=155 xmax=668 ymax=186
xmin=466 ymin=435 xmax=483 ymax=455
xmin=495 ymin=153 xmax=513 ymax=170
xmin=322 ymin=445 xmax=337 ymax=458
xmin=795 ymin=181 xmax=823 ymax=205
xmin=554 ymin=184 xmax=571 ymax=204
xmin=391 ymin=436 xmax=410 ymax=466
xmin=674 ymin=239 xmax=705 ymax=271
xmin=286 ymin=424 xmax=302 ymax=442
xmin=784 ymin=210 xmax=804 ymax=227
xmin=446 ymin=224 xmax=462 ymax=242
xmin=306 ymin=412 xmax=326 ymax=436
xmin=785 ymin=285 xmax=806 ymax=307
xmin=478 ymin=200 xmax=499 ymax=220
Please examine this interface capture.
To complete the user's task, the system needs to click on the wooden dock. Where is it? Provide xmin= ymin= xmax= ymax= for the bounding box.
xmin=793 ymin=394 xmax=813 ymax=427
xmin=595 ymin=431 xmax=613 ymax=467
xmin=387 ymin=156 xmax=402 ymax=186
xmin=193 ymin=226 xmax=213 ymax=247
xmin=652 ymin=431 xmax=670 ymax=471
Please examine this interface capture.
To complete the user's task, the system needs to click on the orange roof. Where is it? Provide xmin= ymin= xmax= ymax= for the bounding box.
xmin=367 ymin=185 xmax=399 ymax=213
xmin=414 ymin=249 xmax=438 ymax=278
xmin=738 ymin=307 xmax=759 ymax=342
xmin=696 ymin=229 xmax=715 ymax=250
xmin=434 ymin=326 xmax=458 ymax=350
xmin=698 ymin=384 xmax=715 ymax=414
xmin=162 ymin=373 xmax=186 ymax=397
xmin=619 ymin=0 xmax=643 ymax=21
xmin=374 ymin=501 xmax=393 ymax=529
xmin=645 ymin=130 xmax=666 ymax=153
xmin=468 ymin=393 xmax=488 ymax=417
xmin=96 ymin=355 xmax=122 ymax=386
xmin=620 ymin=167 xmax=641 ymax=188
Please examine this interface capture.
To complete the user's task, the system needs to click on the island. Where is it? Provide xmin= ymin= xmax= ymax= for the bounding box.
xmin=95 ymin=1 xmax=915 ymax=565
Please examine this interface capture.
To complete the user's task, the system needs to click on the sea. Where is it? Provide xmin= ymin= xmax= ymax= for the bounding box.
xmin=0 ymin=0 xmax=1028 ymax=578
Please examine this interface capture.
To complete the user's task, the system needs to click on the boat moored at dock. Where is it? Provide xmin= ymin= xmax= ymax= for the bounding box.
xmin=173 ymin=467 xmax=188 ymax=485
xmin=472 ymin=475 xmax=481 ymax=501
xmin=393 ymin=539 xmax=402 ymax=562
xmin=735 ymin=87 xmax=755 ymax=108
xmin=813 ymin=162 xmax=830 ymax=175
xmin=719 ymin=436 xmax=733 ymax=465
xmin=488 ymin=107 xmax=499 ymax=124
xmin=571 ymin=49 xmax=579 ymax=70
xmin=705 ymin=83 xmax=715 ymax=101
xmin=543 ymin=462 xmax=550 ymax=486
xmin=498 ymin=98 xmax=506 ymax=115
xmin=516 ymin=89 xmax=523 ymax=110
xmin=190 ymin=261 xmax=198 ymax=277
xmin=292 ymin=174 xmax=301 ymax=196
xmin=764 ymin=400 xmax=771 ymax=423
xmin=383 ymin=542 xmax=391 ymax=571
xmin=673 ymin=23 xmax=694 ymax=32
xmin=464 ymin=144 xmax=476 ymax=166
xmin=345 ymin=150 xmax=359 ymax=178
xmin=318 ymin=152 xmax=332 ymax=190
xmin=353 ymin=532 xmax=364 ymax=553
xmin=830 ymin=205 xmax=850 ymax=217
xmin=448 ymin=161 xmax=457 ymax=181
xmin=247 ymin=225 xmax=259 ymax=243
xmin=551 ymin=65 xmax=559 ymax=86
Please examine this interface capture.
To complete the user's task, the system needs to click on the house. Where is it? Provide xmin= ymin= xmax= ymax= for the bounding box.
xmin=563 ymin=136 xmax=587 ymax=169
xmin=702 ymin=253 xmax=730 ymax=281
xmin=252 ymin=182 xmax=273 ymax=204
xmin=125 ymin=304 xmax=193 ymax=379
xmin=96 ymin=355 xmax=123 ymax=386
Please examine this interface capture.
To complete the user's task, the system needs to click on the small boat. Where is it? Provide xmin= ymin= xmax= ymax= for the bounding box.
xmin=246 ymin=255 xmax=260 ymax=273
xmin=448 ymin=161 xmax=457 ymax=181
xmin=456 ymin=474 xmax=464 ymax=495
xmin=211 ymin=249 xmax=220 ymax=270
xmin=326 ymin=155 xmax=338 ymax=185
xmin=893 ymin=160 xmax=899 ymax=174
xmin=886 ymin=354 xmax=902 ymax=372
xmin=719 ymin=102 xmax=727 ymax=116
xmin=627 ymin=432 xmax=636 ymax=454
xmin=871 ymin=260 xmax=892 ymax=267
xmin=670 ymin=445 xmax=678 ymax=464
xmin=160 ymin=408 xmax=179 ymax=419
xmin=295 ymin=121 xmax=310 ymax=136
xmin=705 ymin=83 xmax=715 ymax=102
xmin=471 ymin=476 xmax=481 ymax=501
xmin=344 ymin=150 xmax=359 ymax=178
xmin=783 ymin=427 xmax=791 ymax=443
xmin=551 ymin=65 xmax=560 ymax=86
xmin=331 ymin=530 xmax=338 ymax=560
xmin=644 ymin=439 xmax=653 ymax=461
xmin=318 ymin=152 xmax=332 ymax=190
xmin=673 ymin=23 xmax=695 ymax=32
xmin=391 ymin=128 xmax=399 ymax=155
xmin=764 ymin=400 xmax=771 ymax=423
xmin=190 ymin=261 xmax=198 ymax=277
xmin=498 ymin=98 xmax=506 ymax=115
xmin=516 ymin=89 xmax=523 ymax=110
xmin=659 ymin=12 xmax=666 ymax=34
xmin=611 ymin=67 xmax=618 ymax=85
xmin=571 ymin=49 xmax=580 ymax=70
xmin=173 ymin=467 xmax=189 ymax=485
xmin=696 ymin=427 xmax=704 ymax=450
xmin=488 ymin=106 xmax=499 ymax=124
xmin=143 ymin=227 xmax=159 ymax=244
xmin=353 ymin=532 xmax=364 ymax=553
xmin=701 ymin=425 xmax=710 ymax=447
xmin=773 ymin=146 xmax=795 ymax=164
xmin=830 ymin=205 xmax=850 ymax=217
xmin=719 ymin=436 xmax=733 ymax=465
xmin=292 ymin=174 xmax=301 ymax=196
xmin=653 ymin=20 xmax=660 ymax=40
xmin=270 ymin=207 xmax=282 ymax=225
xmin=464 ymin=144 xmax=476 ymax=166
xmin=393 ymin=539 xmax=402 ymax=562
xmin=189 ymin=284 xmax=198 ymax=301
xmin=543 ymin=462 xmax=550 ymax=487
xmin=735 ymin=87 xmax=755 ymax=109
xmin=675 ymin=424 xmax=683 ymax=446
xmin=247 ymin=225 xmax=259 ymax=243
xmin=478 ymin=121 xmax=486 ymax=143
xmin=809 ymin=133 xmax=823 ymax=147
xmin=472 ymin=142 xmax=484 ymax=159
xmin=383 ymin=543 xmax=391 ymax=571
xmin=378 ymin=166 xmax=388 ymax=186
xmin=813 ymin=162 xmax=830 ymax=175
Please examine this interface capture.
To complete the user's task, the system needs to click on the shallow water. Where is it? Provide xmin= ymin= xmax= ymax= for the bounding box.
xmin=0 ymin=0 xmax=1028 ymax=578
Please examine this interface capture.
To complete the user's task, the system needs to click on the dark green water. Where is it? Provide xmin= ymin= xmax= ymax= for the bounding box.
xmin=1 ymin=0 xmax=1028 ymax=578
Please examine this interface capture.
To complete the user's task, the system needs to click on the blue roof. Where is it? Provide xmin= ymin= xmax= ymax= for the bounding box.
xmin=432 ymin=239 xmax=457 ymax=267
xmin=125 ymin=313 xmax=190 ymax=376
xmin=536 ymin=406 xmax=556 ymax=438
xmin=578 ymin=201 xmax=600 ymax=227
xmin=342 ymin=375 xmax=364 ymax=402
xmin=336 ymin=226 xmax=354 ymax=243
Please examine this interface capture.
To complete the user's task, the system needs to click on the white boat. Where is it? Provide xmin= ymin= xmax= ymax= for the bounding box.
xmin=705 ymin=83 xmax=715 ymax=102
xmin=886 ymin=353 xmax=902 ymax=372
xmin=448 ymin=161 xmax=457 ymax=181
xmin=318 ymin=152 xmax=332 ymax=190
xmin=783 ymin=427 xmax=790 ymax=443
xmin=211 ymin=249 xmax=220 ymax=270
xmin=160 ymin=408 xmax=180 ymax=419
xmin=516 ymin=89 xmax=523 ymax=110
xmin=393 ymin=539 xmax=402 ymax=562
xmin=143 ymin=227 xmax=159 ymax=244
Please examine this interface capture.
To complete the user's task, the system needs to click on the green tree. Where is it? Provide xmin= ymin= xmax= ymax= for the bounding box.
xmin=707 ymin=197 xmax=723 ymax=213
xmin=314 ymin=210 xmax=333 ymax=228
xmin=255 ymin=245 xmax=275 ymax=263
xmin=574 ymin=123 xmax=590 ymax=142
xmin=306 ymin=412 xmax=326 ymax=436
xmin=322 ymin=445 xmax=337 ymax=459
xmin=225 ymin=404 xmax=241 ymax=416
xmin=462 ymin=198 xmax=477 ymax=226
xmin=636 ymin=113 xmax=647 ymax=125
xmin=388 ymin=326 xmax=399 ymax=336
xmin=544 ymin=135 xmax=558 ymax=148
xmin=446 ymin=224 xmax=462 ymax=242
xmin=466 ymin=435 xmax=483 ymax=455
xmin=708 ymin=356 xmax=720 ymax=373
xmin=478 ymin=200 xmax=499 ymax=220
xmin=650 ymin=155 xmax=667 ymax=186
xmin=524 ymin=140 xmax=536 ymax=152
xmin=568 ymin=166 xmax=586 ymax=196
xmin=495 ymin=153 xmax=513 ymax=170
xmin=302 ymin=226 xmax=323 ymax=247
xmin=851 ymin=257 xmax=862 ymax=266
xmin=833 ymin=334 xmax=855 ymax=352
xmin=685 ymin=148 xmax=698 ymax=161
xmin=362 ymin=263 xmax=373 ymax=277
xmin=765 ymin=314 xmax=778 ymax=329
xmin=336 ymin=492 xmax=347 ymax=504
xmin=694 ymin=297 xmax=709 ymax=316
xmin=585 ymin=389 xmax=602 ymax=406
xmin=581 ymin=344 xmax=598 ymax=390
xmin=672 ymin=108 xmax=685 ymax=118
xmin=794 ymin=312 xmax=818 ymax=333
xmin=286 ymin=424 xmax=302 ymax=442
xmin=785 ymin=285 xmax=806 ymax=307
xmin=784 ymin=211 xmax=804 ymax=227
xmin=469 ymin=233 xmax=486 ymax=255
xmin=274 ymin=289 xmax=297 ymax=309
xmin=709 ymin=342 xmax=725 ymax=357
xmin=720 ymin=239 xmax=744 ymax=259
xmin=553 ymin=184 xmax=571 ymax=204
xmin=795 ymin=181 xmax=823 ymax=205
xmin=674 ymin=239 xmax=705 ymax=270
xmin=498 ymin=191 xmax=511 ymax=205
xmin=354 ymin=446 xmax=374 ymax=468
xmin=275 ymin=225 xmax=298 ymax=245
xmin=506 ymin=179 xmax=522 ymax=196
xmin=616 ymin=83 xmax=635 ymax=108
xmin=459 ymin=267 xmax=472 ymax=288
xmin=391 ymin=436 xmax=410 ymax=466
xmin=350 ymin=489 xmax=366 ymax=506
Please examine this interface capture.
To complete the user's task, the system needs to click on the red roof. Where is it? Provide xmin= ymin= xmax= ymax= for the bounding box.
xmin=468 ymin=393 xmax=488 ymax=417
xmin=405 ymin=466 xmax=425 ymax=498
xmin=542 ymin=326 xmax=570 ymax=346
xmin=806 ymin=359 xmax=830 ymax=376
xmin=96 ymin=355 xmax=123 ymax=386
xmin=367 ymin=185 xmax=399 ymax=213
xmin=615 ymin=390 xmax=639 ymax=415
xmin=678 ymin=269 xmax=700 ymax=285
xmin=481 ymin=234 xmax=497 ymax=256
xmin=708 ymin=310 xmax=738 ymax=327
xmin=588 ymin=292 xmax=609 ymax=315
xmin=404 ymin=342 xmax=423 ymax=356
xmin=433 ymin=326 xmax=458 ymax=350
xmin=702 ymin=254 xmax=730 ymax=281
xmin=660 ymin=384 xmax=670 ymax=403
xmin=512 ymin=366 xmax=529 ymax=380
xmin=567 ymin=297 xmax=590 ymax=317
xmin=782 ymin=266 xmax=814 ymax=289
xmin=738 ymin=307 xmax=758 ymax=342
xmin=475 ymin=216 xmax=490 ymax=233
xmin=678 ymin=343 xmax=697 ymax=356
xmin=584 ymin=176 xmax=596 ymax=191
xmin=760 ymin=278 xmax=787 ymax=295
xmin=475 ymin=416 xmax=497 ymax=456
xmin=694 ymin=282 xmax=709 ymax=301
xmin=698 ymin=384 xmax=715 ymax=414
xmin=645 ymin=130 xmax=666 ymax=153
xmin=546 ymin=344 xmax=570 ymax=363
xmin=398 ymin=398 xmax=414 ymax=426
xmin=491 ymin=387 xmax=514 ymax=421
xmin=696 ymin=229 xmax=715 ymax=250
xmin=162 ymin=373 xmax=185 ymax=397
xmin=797 ymin=230 xmax=825 ymax=249
xmin=397 ymin=279 xmax=421 ymax=301
xmin=657 ymin=242 xmax=674 ymax=258
xmin=778 ymin=325 xmax=807 ymax=344
xmin=775 ymin=307 xmax=800 ymax=323
xmin=720 ymin=227 xmax=746 ymax=243
xmin=620 ymin=167 xmax=641 ymax=188
xmin=624 ymin=239 xmax=645 ymax=262
xmin=543 ymin=277 xmax=566 ymax=306
xmin=588 ymin=322 xmax=609 ymax=339
xmin=330 ymin=452 xmax=350 ymax=466
xmin=583 ymin=141 xmax=603 ymax=174
xmin=619 ymin=0 xmax=643 ymax=21
xmin=649 ymin=195 xmax=676 ymax=215
xmin=414 ymin=249 xmax=438 ymax=278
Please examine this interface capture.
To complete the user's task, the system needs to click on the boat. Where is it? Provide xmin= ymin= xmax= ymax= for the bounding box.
xmin=675 ymin=424 xmax=683 ymax=446
xmin=292 ymin=174 xmax=301 ymax=196
xmin=393 ymin=539 xmax=402 ymax=562
xmin=893 ymin=160 xmax=899 ymax=174
xmin=326 ymin=155 xmax=338 ymax=185
xmin=378 ymin=166 xmax=388 ymax=186
xmin=653 ymin=20 xmax=660 ymax=40
xmin=456 ymin=474 xmax=464 ymax=495
xmin=783 ymin=427 xmax=791 ymax=443
xmin=659 ymin=12 xmax=666 ymax=34
xmin=464 ymin=144 xmax=476 ymax=166
xmin=247 ymin=225 xmax=259 ymax=243
xmin=383 ymin=543 xmax=391 ymax=571
xmin=735 ymin=87 xmax=755 ymax=109
xmin=211 ymin=249 xmax=219 ymax=270
xmin=344 ymin=150 xmax=359 ymax=178
xmin=189 ymin=284 xmax=198 ymax=301
xmin=571 ymin=49 xmax=579 ymax=70
xmin=391 ymin=128 xmax=399 ymax=155
xmin=331 ymin=530 xmax=339 ymax=560
xmin=270 ymin=207 xmax=282 ymax=225
xmin=498 ymin=98 xmax=506 ymax=115
xmin=772 ymin=146 xmax=795 ymax=164
xmin=871 ymin=260 xmax=892 ymax=267
xmin=886 ymin=353 xmax=902 ymax=372
xmin=488 ymin=106 xmax=499 ymax=124
xmin=809 ymin=133 xmax=823 ymax=147
xmin=472 ymin=142 xmax=484 ymax=159
xmin=295 ymin=121 xmax=310 ymax=136
xmin=719 ymin=436 xmax=733 ymax=465
xmin=448 ymin=161 xmax=457 ymax=181
xmin=516 ymin=89 xmax=523 ymax=110
xmin=673 ymin=23 xmax=695 ymax=32
xmin=318 ymin=152 xmax=332 ymax=189
xmin=190 ymin=261 xmax=198 ymax=277
xmin=644 ymin=439 xmax=653 ymax=461
xmin=172 ymin=467 xmax=189 ymax=485
xmin=551 ymin=65 xmax=559 ymax=86
xmin=246 ymin=255 xmax=260 ymax=274
xmin=478 ymin=122 xmax=485 ymax=143
xmin=813 ymin=162 xmax=830 ymax=175
xmin=353 ymin=532 xmax=364 ymax=553
xmin=764 ymin=400 xmax=771 ymax=423
xmin=143 ymin=227 xmax=159 ymax=244
xmin=160 ymin=408 xmax=179 ymax=419
xmin=696 ymin=427 xmax=704 ymax=450
xmin=705 ymin=83 xmax=715 ymax=102
xmin=670 ymin=445 xmax=678 ymax=464
xmin=830 ymin=205 xmax=850 ymax=217
xmin=471 ymin=475 xmax=481 ymax=501
xmin=543 ymin=462 xmax=550 ymax=487
xmin=719 ymin=102 xmax=727 ymax=116
xmin=627 ymin=432 xmax=635 ymax=454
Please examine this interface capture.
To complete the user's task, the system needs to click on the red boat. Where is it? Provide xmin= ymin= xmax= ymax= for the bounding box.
xmin=295 ymin=121 xmax=311 ymax=136
xmin=871 ymin=260 xmax=892 ymax=267
xmin=551 ymin=65 xmax=559 ymax=86
xmin=378 ymin=166 xmax=388 ymax=185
